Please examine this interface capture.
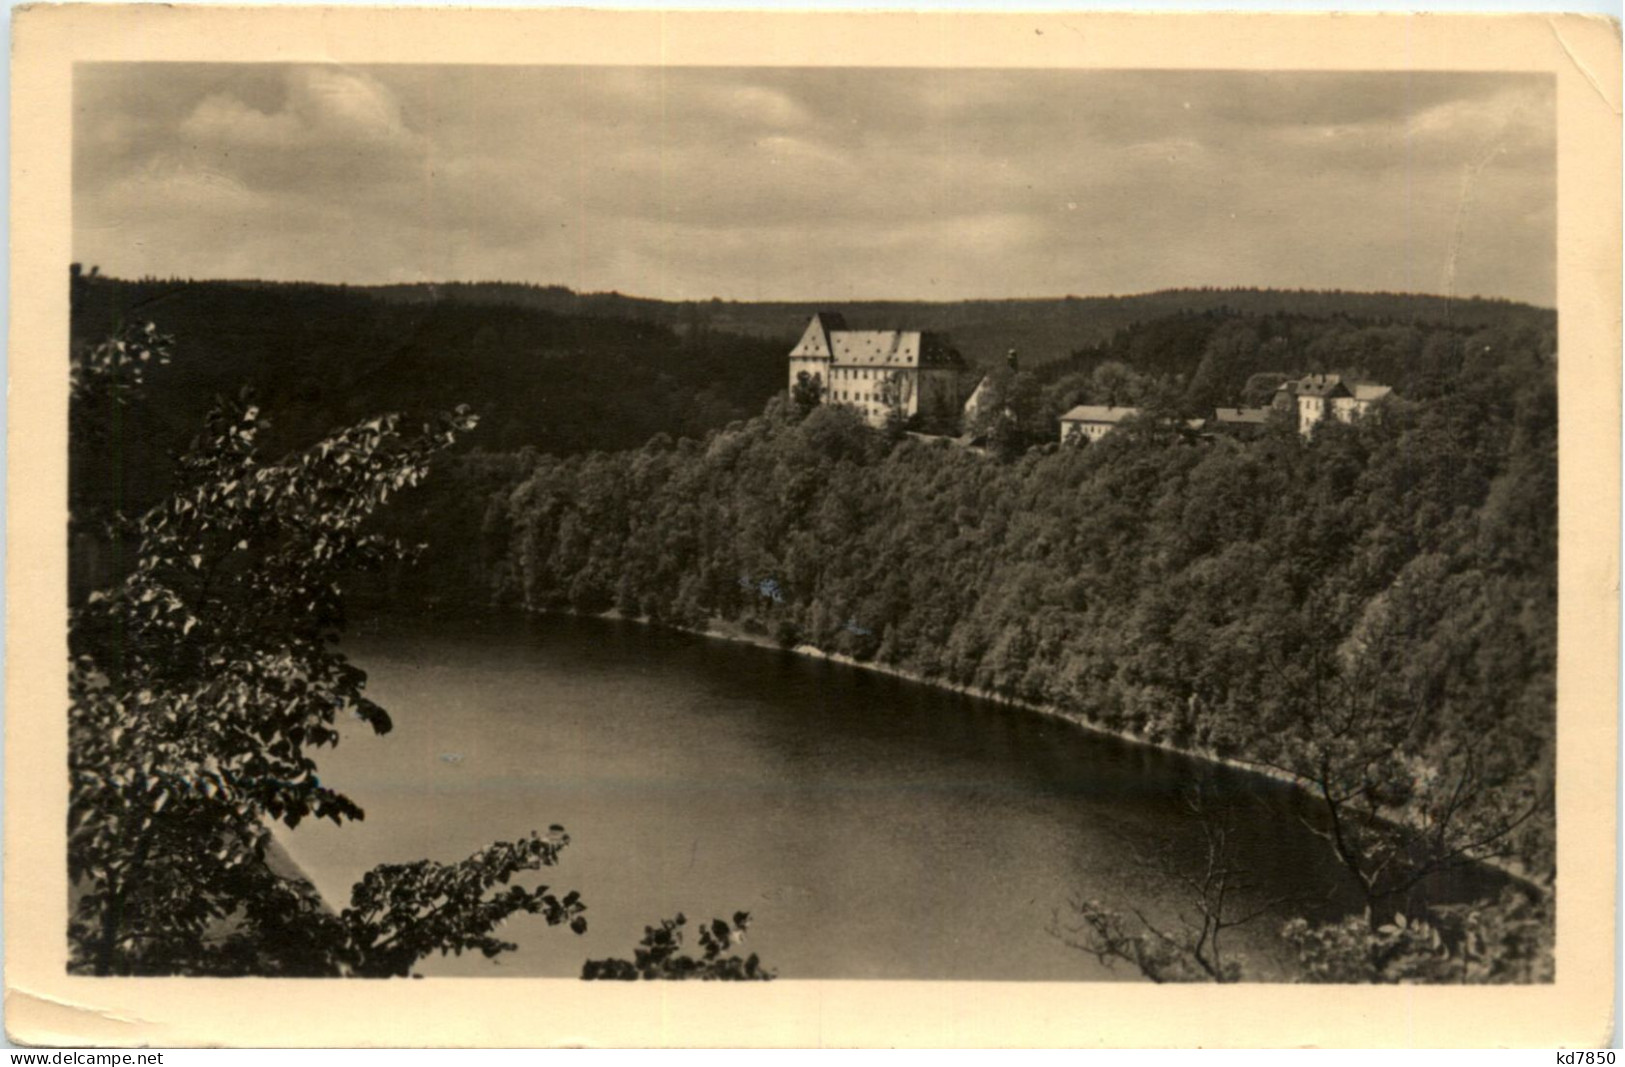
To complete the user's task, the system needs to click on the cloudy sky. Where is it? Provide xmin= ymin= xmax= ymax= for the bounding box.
xmin=74 ymin=65 xmax=1554 ymax=305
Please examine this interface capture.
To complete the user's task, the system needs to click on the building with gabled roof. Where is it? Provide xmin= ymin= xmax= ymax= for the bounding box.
xmin=1209 ymin=406 xmax=1274 ymax=437
xmin=1275 ymin=373 xmax=1395 ymax=436
xmin=1271 ymin=378 xmax=1301 ymax=413
xmin=788 ymin=313 xmax=970 ymax=428
xmin=960 ymin=374 xmax=994 ymax=425
xmin=787 ymin=311 xmax=846 ymax=389
xmin=1292 ymin=373 xmax=1347 ymax=435
xmin=1059 ymin=404 xmax=1140 ymax=443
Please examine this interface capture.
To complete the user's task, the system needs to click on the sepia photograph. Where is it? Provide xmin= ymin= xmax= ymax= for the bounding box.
xmin=9 ymin=6 xmax=1620 ymax=1048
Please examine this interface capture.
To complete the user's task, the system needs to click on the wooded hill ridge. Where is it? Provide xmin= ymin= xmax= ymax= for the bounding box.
xmin=272 ymin=278 xmax=1554 ymax=369
xmin=69 ymin=271 xmax=784 ymax=517
xmin=365 ymin=302 xmax=1556 ymax=983
xmin=70 ymin=269 xmax=1556 ymax=532
xmin=80 ymin=271 xmax=1553 ymax=371
xmin=69 ymin=269 xmax=1559 ymax=980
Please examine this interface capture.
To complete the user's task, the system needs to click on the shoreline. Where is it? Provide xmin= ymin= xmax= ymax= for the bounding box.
xmin=695 ymin=614 xmax=1306 ymax=789
xmin=577 ymin=605 xmax=1546 ymax=893
xmin=582 ymin=606 xmax=1318 ymax=791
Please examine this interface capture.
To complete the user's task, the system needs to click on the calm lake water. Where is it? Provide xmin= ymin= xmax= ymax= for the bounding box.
xmin=279 ymin=614 xmax=1361 ymax=981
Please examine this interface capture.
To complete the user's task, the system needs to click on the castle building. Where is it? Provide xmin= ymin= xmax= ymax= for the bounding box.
xmin=788 ymin=313 xmax=970 ymax=428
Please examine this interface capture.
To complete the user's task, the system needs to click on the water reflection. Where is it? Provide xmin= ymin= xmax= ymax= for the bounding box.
xmin=281 ymin=614 xmax=1402 ymax=980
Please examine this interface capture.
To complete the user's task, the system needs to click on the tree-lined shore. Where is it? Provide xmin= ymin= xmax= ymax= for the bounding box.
xmin=372 ymin=302 xmax=1556 ymax=981
xmin=70 ymin=273 xmax=1557 ymax=981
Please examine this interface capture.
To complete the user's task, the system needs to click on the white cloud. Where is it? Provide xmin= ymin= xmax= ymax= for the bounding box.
xmin=714 ymin=84 xmax=812 ymax=129
xmin=181 ymin=93 xmax=301 ymax=147
xmin=179 ymin=67 xmax=423 ymax=156
xmin=74 ymin=65 xmax=1556 ymax=305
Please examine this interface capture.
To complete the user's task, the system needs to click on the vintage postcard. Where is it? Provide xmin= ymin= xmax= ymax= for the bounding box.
xmin=7 ymin=5 xmax=1620 ymax=1048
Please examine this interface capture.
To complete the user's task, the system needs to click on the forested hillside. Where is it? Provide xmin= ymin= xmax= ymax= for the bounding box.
xmin=69 ymin=270 xmax=785 ymax=517
xmin=71 ymin=270 xmax=1555 ymax=526
xmin=73 ymin=267 xmax=1547 ymax=526
xmin=372 ymin=305 xmax=1556 ymax=976
xmin=358 ymin=280 xmax=1552 ymax=369
xmin=70 ymin=274 xmax=1559 ymax=977
xmin=989 ymin=306 xmax=1558 ymax=451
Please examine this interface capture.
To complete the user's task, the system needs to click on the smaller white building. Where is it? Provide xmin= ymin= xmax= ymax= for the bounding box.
xmin=1335 ymin=383 xmax=1394 ymax=422
xmin=1059 ymin=404 xmax=1140 ymax=443
xmin=1289 ymin=375 xmax=1393 ymax=436
xmin=1210 ymin=407 xmax=1273 ymax=435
